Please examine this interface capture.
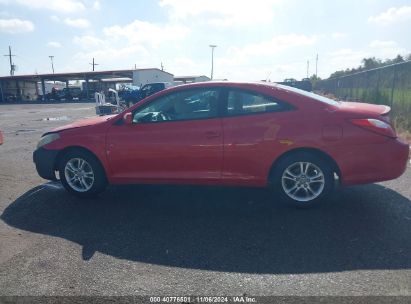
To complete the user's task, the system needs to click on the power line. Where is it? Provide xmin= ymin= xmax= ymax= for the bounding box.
xmin=89 ymin=57 xmax=99 ymax=71
xmin=3 ymin=46 xmax=16 ymax=76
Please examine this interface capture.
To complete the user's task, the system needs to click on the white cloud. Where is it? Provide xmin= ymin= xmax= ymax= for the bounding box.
xmin=243 ymin=34 xmax=317 ymax=55
xmin=64 ymin=18 xmax=90 ymax=28
xmin=93 ymin=0 xmax=101 ymax=10
xmin=221 ymin=34 xmax=317 ymax=66
xmin=0 ymin=11 xmax=11 ymax=17
xmin=206 ymin=34 xmax=317 ymax=80
xmin=330 ymin=48 xmax=365 ymax=57
xmin=0 ymin=18 xmax=34 ymax=33
xmin=50 ymin=15 xmax=60 ymax=22
xmin=368 ymin=6 xmax=411 ymax=25
xmin=73 ymin=35 xmax=106 ymax=49
xmin=72 ymin=45 xmax=151 ymax=70
xmin=331 ymin=32 xmax=347 ymax=39
xmin=103 ymin=19 xmax=190 ymax=47
xmin=159 ymin=0 xmax=282 ymax=26
xmin=369 ymin=40 xmax=406 ymax=59
xmin=369 ymin=40 xmax=397 ymax=48
xmin=326 ymin=48 xmax=368 ymax=73
xmin=51 ymin=15 xmax=90 ymax=28
xmin=71 ymin=19 xmax=192 ymax=70
xmin=47 ymin=41 xmax=62 ymax=48
xmin=0 ymin=0 xmax=85 ymax=13
xmin=75 ymin=45 xmax=149 ymax=60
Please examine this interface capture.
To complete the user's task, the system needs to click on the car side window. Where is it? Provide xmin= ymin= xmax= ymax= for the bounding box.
xmin=226 ymin=90 xmax=288 ymax=116
xmin=132 ymin=89 xmax=220 ymax=123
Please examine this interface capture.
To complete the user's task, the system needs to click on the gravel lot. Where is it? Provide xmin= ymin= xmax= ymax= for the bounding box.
xmin=0 ymin=102 xmax=410 ymax=296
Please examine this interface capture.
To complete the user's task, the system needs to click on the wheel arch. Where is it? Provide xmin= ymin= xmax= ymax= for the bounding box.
xmin=268 ymin=147 xmax=341 ymax=184
xmin=54 ymin=146 xmax=108 ymax=178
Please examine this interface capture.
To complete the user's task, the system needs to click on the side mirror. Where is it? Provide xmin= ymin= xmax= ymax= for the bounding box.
xmin=123 ymin=112 xmax=133 ymax=125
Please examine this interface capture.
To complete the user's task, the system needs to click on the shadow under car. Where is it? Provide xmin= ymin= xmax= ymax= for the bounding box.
xmin=1 ymin=182 xmax=411 ymax=274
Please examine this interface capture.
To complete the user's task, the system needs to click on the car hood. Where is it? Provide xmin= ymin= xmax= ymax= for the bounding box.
xmin=51 ymin=115 xmax=116 ymax=133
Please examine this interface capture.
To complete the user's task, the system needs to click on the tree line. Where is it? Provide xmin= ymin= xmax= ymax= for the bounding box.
xmin=329 ymin=54 xmax=411 ymax=79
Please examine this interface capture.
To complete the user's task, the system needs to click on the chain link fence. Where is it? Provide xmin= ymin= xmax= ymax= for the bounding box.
xmin=315 ymin=60 xmax=411 ymax=132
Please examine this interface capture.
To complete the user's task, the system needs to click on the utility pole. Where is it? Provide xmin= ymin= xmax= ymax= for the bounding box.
xmin=49 ymin=55 xmax=55 ymax=74
xmin=307 ymin=60 xmax=310 ymax=78
xmin=161 ymin=62 xmax=164 ymax=71
xmin=4 ymin=46 xmax=16 ymax=76
xmin=89 ymin=58 xmax=98 ymax=71
xmin=209 ymin=44 xmax=217 ymax=80
xmin=315 ymin=54 xmax=318 ymax=78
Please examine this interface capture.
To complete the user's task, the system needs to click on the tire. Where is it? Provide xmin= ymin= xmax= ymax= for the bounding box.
xmin=271 ymin=152 xmax=334 ymax=208
xmin=59 ymin=150 xmax=108 ymax=198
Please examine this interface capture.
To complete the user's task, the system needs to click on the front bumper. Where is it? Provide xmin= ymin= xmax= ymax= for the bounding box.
xmin=33 ymin=148 xmax=59 ymax=180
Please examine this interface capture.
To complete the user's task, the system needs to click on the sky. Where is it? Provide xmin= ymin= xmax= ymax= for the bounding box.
xmin=0 ymin=0 xmax=411 ymax=81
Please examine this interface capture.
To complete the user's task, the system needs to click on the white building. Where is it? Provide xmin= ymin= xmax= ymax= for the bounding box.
xmin=132 ymin=69 xmax=174 ymax=87
xmin=173 ymin=75 xmax=211 ymax=84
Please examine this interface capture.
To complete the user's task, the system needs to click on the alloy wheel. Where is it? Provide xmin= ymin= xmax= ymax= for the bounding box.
xmin=281 ymin=161 xmax=325 ymax=202
xmin=64 ymin=158 xmax=95 ymax=192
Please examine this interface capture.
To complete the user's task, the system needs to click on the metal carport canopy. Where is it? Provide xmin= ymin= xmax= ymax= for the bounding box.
xmin=0 ymin=68 xmax=170 ymax=82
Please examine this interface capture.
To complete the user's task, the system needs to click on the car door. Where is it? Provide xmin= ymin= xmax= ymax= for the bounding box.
xmin=221 ymin=88 xmax=294 ymax=186
xmin=106 ymin=87 xmax=223 ymax=183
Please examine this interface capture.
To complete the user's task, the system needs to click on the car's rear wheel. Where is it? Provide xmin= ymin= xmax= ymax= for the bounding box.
xmin=59 ymin=150 xmax=107 ymax=198
xmin=272 ymin=152 xmax=334 ymax=208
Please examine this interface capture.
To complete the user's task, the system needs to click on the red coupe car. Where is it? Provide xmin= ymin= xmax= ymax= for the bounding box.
xmin=33 ymin=82 xmax=409 ymax=207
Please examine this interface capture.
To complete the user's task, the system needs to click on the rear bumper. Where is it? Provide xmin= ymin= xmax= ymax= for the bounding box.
xmin=336 ymin=137 xmax=409 ymax=186
xmin=33 ymin=148 xmax=59 ymax=180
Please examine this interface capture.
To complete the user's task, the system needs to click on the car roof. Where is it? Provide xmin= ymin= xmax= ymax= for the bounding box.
xmin=167 ymin=81 xmax=297 ymax=95
xmin=161 ymin=81 xmax=340 ymax=107
xmin=171 ymin=81 xmax=280 ymax=89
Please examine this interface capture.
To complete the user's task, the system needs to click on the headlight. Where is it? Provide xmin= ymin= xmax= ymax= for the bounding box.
xmin=37 ymin=133 xmax=60 ymax=148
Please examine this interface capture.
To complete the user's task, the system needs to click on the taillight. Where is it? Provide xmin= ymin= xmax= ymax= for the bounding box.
xmin=350 ymin=118 xmax=396 ymax=138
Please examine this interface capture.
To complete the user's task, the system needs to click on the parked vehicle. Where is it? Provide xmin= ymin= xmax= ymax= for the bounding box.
xmin=119 ymin=86 xmax=140 ymax=106
xmin=57 ymin=87 xmax=82 ymax=101
xmin=2 ymin=93 xmax=17 ymax=102
xmin=33 ymin=82 xmax=409 ymax=207
xmin=126 ymin=82 xmax=173 ymax=107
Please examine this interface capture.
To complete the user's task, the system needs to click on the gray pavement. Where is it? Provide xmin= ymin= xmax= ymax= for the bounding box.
xmin=0 ymin=103 xmax=410 ymax=296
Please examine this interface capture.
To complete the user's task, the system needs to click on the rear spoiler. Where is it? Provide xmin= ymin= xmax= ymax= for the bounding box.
xmin=381 ymin=105 xmax=391 ymax=116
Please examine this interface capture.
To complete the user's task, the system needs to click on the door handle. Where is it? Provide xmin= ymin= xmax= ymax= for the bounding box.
xmin=204 ymin=131 xmax=221 ymax=139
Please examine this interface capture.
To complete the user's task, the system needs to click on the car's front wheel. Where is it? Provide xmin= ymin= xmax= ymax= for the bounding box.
xmin=272 ymin=152 xmax=334 ymax=208
xmin=59 ymin=150 xmax=107 ymax=198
